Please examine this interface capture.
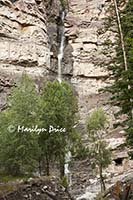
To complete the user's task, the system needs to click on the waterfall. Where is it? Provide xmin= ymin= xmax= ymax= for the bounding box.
xmin=64 ymin=151 xmax=72 ymax=188
xmin=57 ymin=10 xmax=72 ymax=188
xmin=57 ymin=11 xmax=65 ymax=83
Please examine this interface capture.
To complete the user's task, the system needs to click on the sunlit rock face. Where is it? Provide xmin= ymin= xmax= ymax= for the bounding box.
xmin=63 ymin=0 xmax=119 ymax=123
xmin=0 ymin=0 xmax=51 ymax=109
xmin=62 ymin=0 xmax=132 ymax=198
xmin=0 ymin=0 xmax=118 ymax=121
xmin=0 ymin=0 xmax=50 ymax=78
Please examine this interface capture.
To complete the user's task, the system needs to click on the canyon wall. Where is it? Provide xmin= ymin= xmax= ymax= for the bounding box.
xmin=0 ymin=0 xmax=117 ymax=122
xmin=0 ymin=0 xmax=130 ymax=165
xmin=0 ymin=1 xmax=132 ymax=197
xmin=0 ymin=0 xmax=132 ymax=198
xmin=65 ymin=0 xmax=118 ymax=123
xmin=0 ymin=2 xmax=129 ymax=137
xmin=0 ymin=0 xmax=50 ymax=108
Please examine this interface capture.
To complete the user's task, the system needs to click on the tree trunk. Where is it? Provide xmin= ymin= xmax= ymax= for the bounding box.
xmin=46 ymin=154 xmax=50 ymax=176
xmin=99 ymin=165 xmax=106 ymax=192
xmin=38 ymin=157 xmax=42 ymax=176
xmin=113 ymin=0 xmax=133 ymax=119
xmin=60 ymin=161 xmax=65 ymax=178
xmin=113 ymin=0 xmax=127 ymax=71
xmin=59 ymin=155 xmax=65 ymax=178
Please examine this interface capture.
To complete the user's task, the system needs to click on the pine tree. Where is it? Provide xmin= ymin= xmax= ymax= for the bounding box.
xmin=86 ymin=109 xmax=112 ymax=192
xmin=106 ymin=0 xmax=133 ymax=157
xmin=0 ymin=74 xmax=40 ymax=175
xmin=38 ymin=80 xmax=78 ymax=177
xmin=121 ymin=0 xmax=133 ymax=157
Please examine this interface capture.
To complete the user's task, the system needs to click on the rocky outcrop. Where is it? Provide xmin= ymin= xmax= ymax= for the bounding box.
xmin=64 ymin=0 xmax=118 ymax=123
xmin=71 ymin=128 xmax=133 ymax=199
xmin=0 ymin=177 xmax=74 ymax=200
xmin=0 ymin=0 xmax=118 ymax=119
xmin=0 ymin=0 xmax=51 ymax=109
xmin=45 ymin=0 xmax=73 ymax=76
xmin=0 ymin=0 xmax=50 ymax=78
xmin=104 ymin=180 xmax=133 ymax=200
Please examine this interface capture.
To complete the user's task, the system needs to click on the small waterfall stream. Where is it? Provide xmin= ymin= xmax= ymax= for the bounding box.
xmin=57 ymin=9 xmax=98 ymax=200
xmin=57 ymin=10 xmax=72 ymax=188
xmin=57 ymin=11 xmax=65 ymax=83
xmin=64 ymin=151 xmax=72 ymax=188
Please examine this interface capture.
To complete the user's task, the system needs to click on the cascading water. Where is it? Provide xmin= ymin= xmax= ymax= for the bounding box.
xmin=57 ymin=10 xmax=72 ymax=187
xmin=64 ymin=151 xmax=72 ymax=188
xmin=57 ymin=10 xmax=65 ymax=83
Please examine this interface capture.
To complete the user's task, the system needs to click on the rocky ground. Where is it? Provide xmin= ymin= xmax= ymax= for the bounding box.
xmin=70 ymin=158 xmax=133 ymax=199
xmin=0 ymin=177 xmax=74 ymax=200
xmin=70 ymin=128 xmax=133 ymax=199
xmin=0 ymin=171 xmax=132 ymax=200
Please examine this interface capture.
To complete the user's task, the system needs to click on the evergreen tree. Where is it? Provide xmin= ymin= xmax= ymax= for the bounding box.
xmin=0 ymin=74 xmax=40 ymax=175
xmin=106 ymin=0 xmax=133 ymax=157
xmin=121 ymin=0 xmax=133 ymax=157
xmin=86 ymin=109 xmax=111 ymax=192
xmin=38 ymin=80 xmax=78 ymax=177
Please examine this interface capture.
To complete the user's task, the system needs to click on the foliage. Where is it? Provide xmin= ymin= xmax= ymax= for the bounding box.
xmin=38 ymin=80 xmax=79 ymax=176
xmin=74 ymin=143 xmax=89 ymax=160
xmin=87 ymin=108 xmax=107 ymax=134
xmin=86 ymin=108 xmax=111 ymax=191
xmin=0 ymin=74 xmax=40 ymax=175
xmin=60 ymin=0 xmax=67 ymax=9
xmin=121 ymin=0 xmax=133 ymax=157
xmin=60 ymin=176 xmax=68 ymax=188
xmin=105 ymin=0 xmax=133 ymax=157
xmin=126 ymin=119 xmax=133 ymax=158
xmin=0 ymin=76 xmax=79 ymax=178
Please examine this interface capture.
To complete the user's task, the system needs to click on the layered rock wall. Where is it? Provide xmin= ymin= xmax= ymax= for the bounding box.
xmin=0 ymin=0 xmax=132 ymax=198
xmin=65 ymin=0 xmax=118 ymax=123
xmin=0 ymin=0 xmax=50 ymax=74
xmin=0 ymin=0 xmax=51 ymax=108
xmin=0 ymin=0 xmax=118 ymax=120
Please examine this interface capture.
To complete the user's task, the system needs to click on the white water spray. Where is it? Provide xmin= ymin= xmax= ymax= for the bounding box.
xmin=57 ymin=11 xmax=65 ymax=83
xmin=64 ymin=151 xmax=72 ymax=188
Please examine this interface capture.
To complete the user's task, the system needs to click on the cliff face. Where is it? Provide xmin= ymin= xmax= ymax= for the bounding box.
xmin=0 ymin=0 xmax=50 ymax=74
xmin=0 ymin=0 xmax=117 ymax=116
xmin=64 ymin=0 xmax=118 ymax=123
xmin=0 ymin=0 xmax=117 ymax=120
xmin=0 ymin=0 xmax=132 ymax=198
xmin=0 ymin=0 xmax=50 ymax=108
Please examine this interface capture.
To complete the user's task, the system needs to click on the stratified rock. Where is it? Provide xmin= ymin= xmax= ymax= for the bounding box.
xmin=0 ymin=0 xmax=50 ymax=78
xmin=64 ymin=0 xmax=118 ymax=123
xmin=0 ymin=0 xmax=51 ymax=108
